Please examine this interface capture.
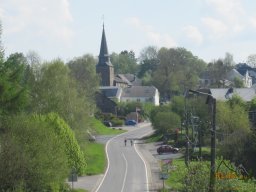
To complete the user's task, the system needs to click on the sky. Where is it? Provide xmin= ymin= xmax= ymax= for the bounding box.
xmin=0 ymin=0 xmax=256 ymax=63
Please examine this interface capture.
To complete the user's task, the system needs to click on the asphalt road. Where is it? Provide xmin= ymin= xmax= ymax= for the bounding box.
xmin=95 ymin=123 xmax=153 ymax=192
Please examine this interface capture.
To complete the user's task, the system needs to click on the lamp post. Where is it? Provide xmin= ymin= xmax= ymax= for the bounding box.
xmin=188 ymin=89 xmax=216 ymax=192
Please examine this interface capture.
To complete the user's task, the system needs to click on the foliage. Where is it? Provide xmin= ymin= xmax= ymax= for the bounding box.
xmin=110 ymin=50 xmax=138 ymax=74
xmin=151 ymin=47 xmax=206 ymax=98
xmin=84 ymin=142 xmax=106 ymax=175
xmin=150 ymin=105 xmax=181 ymax=134
xmin=88 ymin=117 xmax=124 ymax=135
xmin=0 ymin=53 xmax=28 ymax=115
xmin=30 ymin=59 xmax=90 ymax=130
xmin=68 ymin=54 xmax=99 ymax=107
xmin=217 ymin=101 xmax=251 ymax=163
xmin=206 ymin=53 xmax=234 ymax=88
xmin=234 ymin=77 xmax=244 ymax=88
xmin=247 ymin=54 xmax=256 ymax=68
xmin=0 ymin=114 xmax=69 ymax=191
xmin=41 ymin=113 xmax=86 ymax=175
xmin=180 ymin=158 xmax=256 ymax=192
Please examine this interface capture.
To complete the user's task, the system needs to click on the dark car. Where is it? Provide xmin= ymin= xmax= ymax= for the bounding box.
xmin=157 ymin=145 xmax=179 ymax=154
xmin=125 ymin=120 xmax=137 ymax=126
xmin=103 ymin=121 xmax=112 ymax=127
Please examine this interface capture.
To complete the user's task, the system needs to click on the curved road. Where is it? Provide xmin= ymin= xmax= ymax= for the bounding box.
xmin=95 ymin=123 xmax=153 ymax=192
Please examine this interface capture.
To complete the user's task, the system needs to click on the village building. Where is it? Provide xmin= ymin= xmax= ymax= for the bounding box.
xmin=95 ymin=25 xmax=160 ymax=114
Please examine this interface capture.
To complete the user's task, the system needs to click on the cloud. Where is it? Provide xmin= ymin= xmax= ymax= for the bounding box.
xmin=126 ymin=17 xmax=176 ymax=48
xmin=250 ymin=17 xmax=256 ymax=29
xmin=1 ymin=0 xmax=73 ymax=43
xmin=206 ymin=0 xmax=245 ymax=22
xmin=205 ymin=0 xmax=245 ymax=33
xmin=183 ymin=25 xmax=203 ymax=45
xmin=201 ymin=17 xmax=228 ymax=39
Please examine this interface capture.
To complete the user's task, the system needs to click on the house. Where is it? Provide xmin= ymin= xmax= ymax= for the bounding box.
xmin=120 ymin=86 xmax=160 ymax=106
xmin=95 ymin=24 xmax=160 ymax=111
xmin=226 ymin=69 xmax=252 ymax=88
xmin=236 ymin=63 xmax=256 ymax=85
xmin=198 ymin=88 xmax=256 ymax=102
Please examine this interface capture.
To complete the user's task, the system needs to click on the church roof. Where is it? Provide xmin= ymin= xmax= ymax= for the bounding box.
xmin=121 ymin=86 xmax=158 ymax=98
xmin=97 ymin=24 xmax=112 ymax=66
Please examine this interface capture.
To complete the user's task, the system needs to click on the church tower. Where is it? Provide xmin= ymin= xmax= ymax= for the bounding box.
xmin=96 ymin=24 xmax=114 ymax=86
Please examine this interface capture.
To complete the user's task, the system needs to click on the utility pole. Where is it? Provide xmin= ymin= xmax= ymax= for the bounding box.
xmin=209 ymin=97 xmax=216 ymax=192
xmin=188 ymin=90 xmax=216 ymax=191
xmin=184 ymin=90 xmax=189 ymax=167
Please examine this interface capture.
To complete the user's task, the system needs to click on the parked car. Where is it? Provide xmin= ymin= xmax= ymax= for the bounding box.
xmin=157 ymin=145 xmax=179 ymax=154
xmin=125 ymin=120 xmax=137 ymax=126
xmin=103 ymin=120 xmax=112 ymax=127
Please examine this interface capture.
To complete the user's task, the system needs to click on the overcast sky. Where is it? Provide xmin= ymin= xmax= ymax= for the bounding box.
xmin=1 ymin=0 xmax=256 ymax=63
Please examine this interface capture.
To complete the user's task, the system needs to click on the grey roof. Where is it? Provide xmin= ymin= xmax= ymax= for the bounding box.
xmin=208 ymin=88 xmax=256 ymax=101
xmin=99 ymin=86 xmax=122 ymax=98
xmin=97 ymin=25 xmax=112 ymax=67
xmin=121 ymin=86 xmax=157 ymax=98
xmin=122 ymin=74 xmax=142 ymax=86
xmin=114 ymin=74 xmax=132 ymax=86
xmin=226 ymin=69 xmax=244 ymax=80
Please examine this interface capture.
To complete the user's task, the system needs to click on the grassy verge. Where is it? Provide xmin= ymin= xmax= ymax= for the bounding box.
xmin=165 ymin=158 xmax=186 ymax=190
xmin=90 ymin=118 xmax=125 ymax=135
xmin=82 ymin=118 xmax=125 ymax=175
xmin=84 ymin=142 xmax=106 ymax=175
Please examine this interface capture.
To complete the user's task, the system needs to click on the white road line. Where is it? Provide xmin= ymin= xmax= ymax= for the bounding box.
xmin=94 ymin=125 xmax=147 ymax=192
xmin=134 ymin=130 xmax=154 ymax=192
xmin=121 ymin=153 xmax=128 ymax=192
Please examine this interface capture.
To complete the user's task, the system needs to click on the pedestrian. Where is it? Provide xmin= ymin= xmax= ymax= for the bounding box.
xmin=130 ymin=139 xmax=133 ymax=146
xmin=124 ymin=138 xmax=127 ymax=146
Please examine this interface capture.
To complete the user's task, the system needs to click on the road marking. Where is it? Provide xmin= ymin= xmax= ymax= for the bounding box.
xmin=121 ymin=153 xmax=128 ymax=192
xmin=94 ymin=124 xmax=152 ymax=192
xmin=134 ymin=130 xmax=154 ymax=192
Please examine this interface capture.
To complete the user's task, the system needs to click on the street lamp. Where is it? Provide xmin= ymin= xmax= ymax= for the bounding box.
xmin=188 ymin=89 xmax=216 ymax=192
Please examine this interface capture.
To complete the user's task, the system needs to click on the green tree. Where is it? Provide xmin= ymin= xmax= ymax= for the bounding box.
xmin=31 ymin=59 xmax=90 ymax=130
xmin=68 ymin=54 xmax=99 ymax=105
xmin=0 ymin=114 xmax=69 ymax=191
xmin=152 ymin=47 xmax=206 ymax=98
xmin=138 ymin=46 xmax=159 ymax=80
xmin=110 ymin=50 xmax=138 ymax=74
xmin=217 ymin=101 xmax=251 ymax=162
xmin=0 ymin=53 xmax=28 ymax=115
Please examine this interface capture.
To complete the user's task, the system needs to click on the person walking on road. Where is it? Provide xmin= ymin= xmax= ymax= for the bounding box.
xmin=130 ymin=139 xmax=133 ymax=146
xmin=124 ymin=138 xmax=127 ymax=146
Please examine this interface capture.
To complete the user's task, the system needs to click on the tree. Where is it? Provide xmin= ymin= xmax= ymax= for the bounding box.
xmin=152 ymin=47 xmax=206 ymax=98
xmin=217 ymin=101 xmax=251 ymax=162
xmin=0 ymin=53 xmax=28 ymax=115
xmin=110 ymin=50 xmax=138 ymax=74
xmin=0 ymin=114 xmax=69 ymax=191
xmin=247 ymin=54 xmax=256 ymax=68
xmin=0 ymin=22 xmax=4 ymax=63
xmin=207 ymin=53 xmax=234 ymax=88
xmin=138 ymin=46 xmax=159 ymax=79
xmin=68 ymin=54 xmax=99 ymax=107
xmin=31 ymin=59 xmax=90 ymax=130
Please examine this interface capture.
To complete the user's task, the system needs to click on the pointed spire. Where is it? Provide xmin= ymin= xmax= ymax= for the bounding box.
xmin=98 ymin=24 xmax=112 ymax=66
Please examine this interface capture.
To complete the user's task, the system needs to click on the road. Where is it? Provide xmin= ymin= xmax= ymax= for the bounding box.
xmin=95 ymin=123 xmax=153 ymax=192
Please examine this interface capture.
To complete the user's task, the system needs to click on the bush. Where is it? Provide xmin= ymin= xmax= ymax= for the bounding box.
xmin=41 ymin=113 xmax=86 ymax=175
xmin=0 ymin=114 xmax=69 ymax=191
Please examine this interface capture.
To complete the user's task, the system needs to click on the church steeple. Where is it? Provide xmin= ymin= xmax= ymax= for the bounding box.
xmin=96 ymin=24 xmax=114 ymax=86
xmin=98 ymin=24 xmax=112 ymax=66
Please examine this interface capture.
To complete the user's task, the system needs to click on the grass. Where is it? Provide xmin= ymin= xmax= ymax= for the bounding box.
xmin=84 ymin=142 xmax=106 ymax=175
xmin=72 ymin=189 xmax=88 ymax=192
xmin=89 ymin=118 xmax=125 ymax=135
xmin=165 ymin=158 xmax=186 ymax=191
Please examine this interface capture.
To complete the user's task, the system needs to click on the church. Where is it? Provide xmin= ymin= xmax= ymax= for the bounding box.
xmin=96 ymin=25 xmax=159 ymax=114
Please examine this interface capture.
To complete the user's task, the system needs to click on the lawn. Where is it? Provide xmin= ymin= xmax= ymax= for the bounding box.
xmin=84 ymin=142 xmax=106 ymax=175
xmin=89 ymin=118 xmax=125 ymax=135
